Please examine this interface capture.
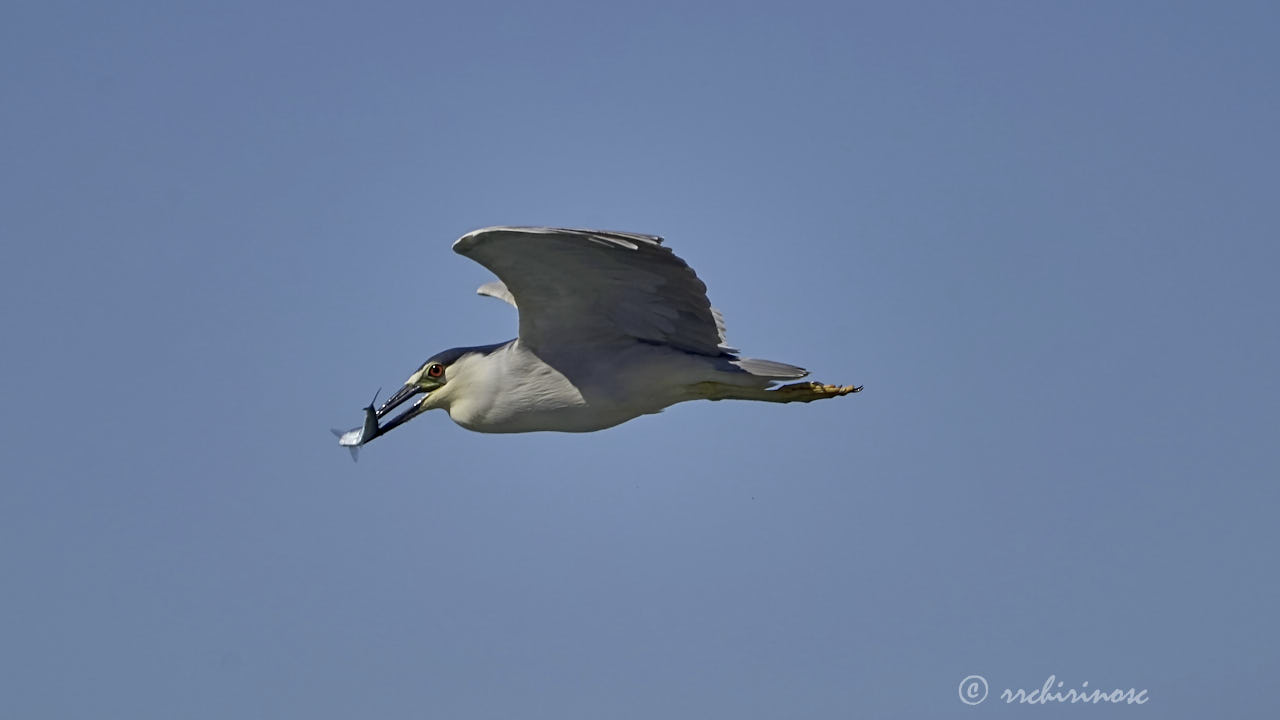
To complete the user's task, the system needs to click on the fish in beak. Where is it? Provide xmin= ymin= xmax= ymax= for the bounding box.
xmin=330 ymin=389 xmax=383 ymax=462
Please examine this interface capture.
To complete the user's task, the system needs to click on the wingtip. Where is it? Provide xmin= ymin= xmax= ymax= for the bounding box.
xmin=453 ymin=226 xmax=507 ymax=253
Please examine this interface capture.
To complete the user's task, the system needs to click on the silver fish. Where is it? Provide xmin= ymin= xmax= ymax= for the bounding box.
xmin=331 ymin=389 xmax=382 ymax=462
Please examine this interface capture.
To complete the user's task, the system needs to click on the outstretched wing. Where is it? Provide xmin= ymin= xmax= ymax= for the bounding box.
xmin=454 ymin=227 xmax=731 ymax=356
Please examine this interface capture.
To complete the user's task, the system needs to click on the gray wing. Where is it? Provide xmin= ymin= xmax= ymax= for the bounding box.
xmin=454 ymin=227 xmax=734 ymax=356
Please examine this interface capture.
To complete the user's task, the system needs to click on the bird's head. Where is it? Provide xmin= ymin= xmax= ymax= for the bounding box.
xmin=374 ymin=344 xmax=498 ymax=435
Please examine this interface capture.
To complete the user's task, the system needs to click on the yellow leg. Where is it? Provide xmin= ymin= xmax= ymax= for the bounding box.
xmin=770 ymin=381 xmax=863 ymax=403
xmin=691 ymin=381 xmax=863 ymax=403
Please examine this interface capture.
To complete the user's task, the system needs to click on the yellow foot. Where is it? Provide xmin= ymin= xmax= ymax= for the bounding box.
xmin=772 ymin=381 xmax=863 ymax=403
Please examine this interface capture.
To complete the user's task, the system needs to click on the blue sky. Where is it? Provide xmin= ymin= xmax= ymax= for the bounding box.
xmin=2 ymin=1 xmax=1277 ymax=717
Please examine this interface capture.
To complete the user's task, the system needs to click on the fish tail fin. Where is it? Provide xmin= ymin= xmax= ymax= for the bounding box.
xmin=332 ymin=429 xmax=360 ymax=462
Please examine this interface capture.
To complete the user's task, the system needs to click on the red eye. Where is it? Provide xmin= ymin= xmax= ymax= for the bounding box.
xmin=427 ymin=364 xmax=444 ymax=378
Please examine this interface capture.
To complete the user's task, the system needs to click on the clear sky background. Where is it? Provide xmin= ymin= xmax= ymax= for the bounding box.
xmin=2 ymin=2 xmax=1277 ymax=718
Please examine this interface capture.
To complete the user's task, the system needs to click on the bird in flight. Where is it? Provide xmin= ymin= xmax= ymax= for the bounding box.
xmin=336 ymin=227 xmax=860 ymax=453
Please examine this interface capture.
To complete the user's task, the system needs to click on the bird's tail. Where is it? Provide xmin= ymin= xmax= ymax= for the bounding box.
xmin=731 ymin=357 xmax=809 ymax=379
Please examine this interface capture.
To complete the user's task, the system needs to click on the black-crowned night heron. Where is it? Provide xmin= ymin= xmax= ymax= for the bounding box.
xmin=337 ymin=227 xmax=860 ymax=452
